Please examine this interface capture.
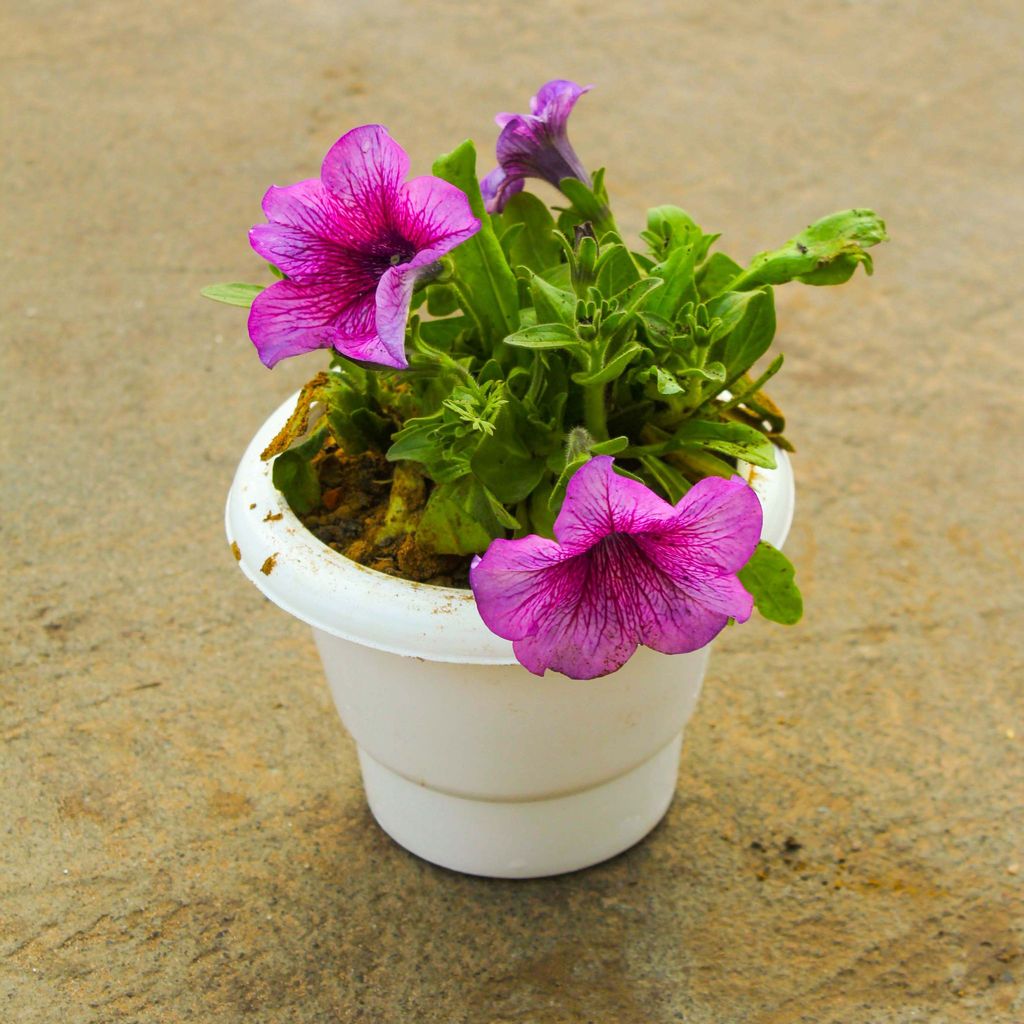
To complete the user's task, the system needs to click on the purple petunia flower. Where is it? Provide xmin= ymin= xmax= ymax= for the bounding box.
xmin=469 ymin=457 xmax=763 ymax=680
xmin=248 ymin=125 xmax=480 ymax=369
xmin=480 ymin=80 xmax=592 ymax=214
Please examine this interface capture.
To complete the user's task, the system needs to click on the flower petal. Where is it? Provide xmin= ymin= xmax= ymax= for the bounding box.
xmin=247 ymin=278 xmax=400 ymax=368
xmin=471 ymin=457 xmax=765 ymax=678
xmin=248 ymin=279 xmax=351 ymax=367
xmin=512 ymin=578 xmax=641 ymax=680
xmin=396 ymin=175 xmax=481 ymax=254
xmin=475 ymin=531 xmax=731 ymax=678
xmin=629 ymin=476 xmax=761 ymax=624
xmin=520 ymin=550 xmax=733 ymax=678
xmin=258 ymin=179 xmax=346 ymax=241
xmin=495 ymin=114 xmax=590 ymax=193
xmin=553 ymin=456 xmax=677 ymax=553
xmin=480 ymin=165 xmax=523 ymax=214
xmin=471 ymin=534 xmax=637 ymax=678
xmin=250 ymin=179 xmax=365 ymax=283
xmin=469 ymin=535 xmax=570 ymax=642
xmin=320 ymin=124 xmax=410 ymax=246
xmin=373 ymin=265 xmax=424 ymax=368
xmin=529 ymin=80 xmax=592 ymax=130
xmin=673 ymin=476 xmax=764 ymax=573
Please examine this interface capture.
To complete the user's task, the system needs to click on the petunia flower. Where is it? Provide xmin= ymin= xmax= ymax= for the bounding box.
xmin=248 ymin=125 xmax=480 ymax=369
xmin=469 ymin=456 xmax=763 ymax=679
xmin=480 ymin=79 xmax=592 ymax=214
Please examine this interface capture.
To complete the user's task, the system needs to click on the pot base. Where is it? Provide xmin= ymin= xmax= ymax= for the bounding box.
xmin=357 ymin=734 xmax=682 ymax=879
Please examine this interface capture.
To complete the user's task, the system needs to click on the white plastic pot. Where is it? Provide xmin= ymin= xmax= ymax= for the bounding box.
xmin=226 ymin=393 xmax=794 ymax=878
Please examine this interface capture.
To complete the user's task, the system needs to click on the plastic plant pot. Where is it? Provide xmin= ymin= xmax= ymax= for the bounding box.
xmin=226 ymin=392 xmax=794 ymax=878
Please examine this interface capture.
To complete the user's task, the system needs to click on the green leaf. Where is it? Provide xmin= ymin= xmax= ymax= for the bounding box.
xmin=527 ymin=272 xmax=577 ymax=327
xmin=558 ymin=177 xmax=609 ymax=225
xmin=638 ymin=312 xmax=674 ymax=348
xmin=504 ymin=323 xmax=581 ymax=351
xmin=595 ymin=244 xmax=641 ymax=297
xmin=713 ymin=288 xmax=777 ymax=385
xmin=640 ymin=455 xmax=690 ymax=503
xmin=200 ymin=282 xmax=264 ymax=308
xmin=643 ymin=205 xmax=702 ymax=259
xmin=705 ymin=290 xmax=762 ymax=342
xmin=638 ymin=363 xmax=724 ymax=399
xmin=548 ymin=453 xmax=591 ymax=510
xmin=528 ymin=477 xmax=558 ymax=538
xmin=501 ymin=192 xmax=562 ymax=273
xmin=644 ymin=244 xmax=697 ymax=320
xmin=470 ymin=398 xmax=551 ymax=504
xmin=697 ymin=252 xmax=743 ymax=299
xmin=497 ymin=222 xmax=525 ymax=263
xmin=719 ymin=356 xmax=785 ymax=425
xmin=677 ymin=362 xmax=726 ymax=383
xmin=346 ymin=408 xmax=392 ymax=453
xmin=730 ymin=361 xmax=786 ymax=431
xmin=477 ymin=357 xmax=504 ymax=385
xmin=571 ymin=343 xmax=644 ymax=387
xmin=680 ymin=420 xmax=777 ymax=468
xmin=271 ymin=426 xmax=326 ymax=515
xmin=485 ymin=488 xmax=521 ymax=530
xmin=432 ymin=141 xmax=519 ymax=339
xmin=729 ymin=209 xmax=888 ymax=291
xmin=426 ymin=283 xmax=460 ymax=317
xmin=651 ymin=367 xmax=684 ymax=395
xmin=539 ymin=261 xmax=572 ymax=290
xmin=416 ymin=477 xmax=506 ymax=555
xmin=616 ymin=276 xmax=665 ymax=314
xmin=385 ymin=416 xmax=440 ymax=463
xmin=419 ymin=315 xmax=471 ymax=348
xmin=590 ymin=435 xmax=629 ymax=455
xmin=738 ymin=541 xmax=803 ymax=624
xmin=321 ymin=366 xmax=392 ymax=454
xmin=638 ymin=419 xmax=777 ymax=469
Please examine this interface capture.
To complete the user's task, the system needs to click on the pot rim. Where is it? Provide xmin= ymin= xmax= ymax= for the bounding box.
xmin=226 ymin=391 xmax=795 ymax=664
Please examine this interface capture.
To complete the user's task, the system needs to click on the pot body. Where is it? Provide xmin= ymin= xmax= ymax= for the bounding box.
xmin=227 ymin=393 xmax=794 ymax=878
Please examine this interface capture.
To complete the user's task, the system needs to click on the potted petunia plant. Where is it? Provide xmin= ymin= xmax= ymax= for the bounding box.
xmin=214 ymin=81 xmax=887 ymax=878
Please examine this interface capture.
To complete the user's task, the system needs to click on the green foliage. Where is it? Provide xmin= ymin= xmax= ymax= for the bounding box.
xmin=200 ymin=282 xmax=264 ymax=307
xmin=727 ymin=209 xmax=888 ymax=291
xmin=272 ymin=426 xmax=327 ymax=515
xmin=417 ymin=476 xmax=508 ymax=554
xmin=498 ymin=192 xmax=562 ymax=273
xmin=235 ymin=151 xmax=886 ymax=634
xmin=432 ymin=140 xmax=520 ymax=341
xmin=738 ymin=542 xmax=803 ymax=624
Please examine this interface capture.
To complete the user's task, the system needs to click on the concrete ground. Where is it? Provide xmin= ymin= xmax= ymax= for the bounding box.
xmin=3 ymin=1 xmax=1022 ymax=1021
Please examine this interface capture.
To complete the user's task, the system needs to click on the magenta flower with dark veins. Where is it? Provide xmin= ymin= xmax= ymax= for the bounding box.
xmin=248 ymin=125 xmax=480 ymax=369
xmin=480 ymin=79 xmax=593 ymax=214
xmin=470 ymin=457 xmax=763 ymax=679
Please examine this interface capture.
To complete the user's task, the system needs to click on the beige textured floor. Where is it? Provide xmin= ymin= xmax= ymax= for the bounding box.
xmin=3 ymin=2 xmax=1023 ymax=1021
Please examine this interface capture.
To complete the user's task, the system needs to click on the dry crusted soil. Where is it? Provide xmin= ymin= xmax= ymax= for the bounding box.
xmin=3 ymin=2 xmax=1023 ymax=1022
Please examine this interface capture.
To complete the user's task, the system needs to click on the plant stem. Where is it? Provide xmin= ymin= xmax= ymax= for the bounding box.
xmin=583 ymin=383 xmax=608 ymax=440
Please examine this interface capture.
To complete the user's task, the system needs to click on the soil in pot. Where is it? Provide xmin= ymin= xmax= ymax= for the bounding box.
xmin=298 ymin=440 xmax=472 ymax=588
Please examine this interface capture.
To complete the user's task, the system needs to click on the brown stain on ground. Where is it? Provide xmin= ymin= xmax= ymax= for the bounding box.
xmin=207 ymin=790 xmax=253 ymax=820
xmin=58 ymin=792 xmax=108 ymax=823
xmin=468 ymin=942 xmax=654 ymax=1024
